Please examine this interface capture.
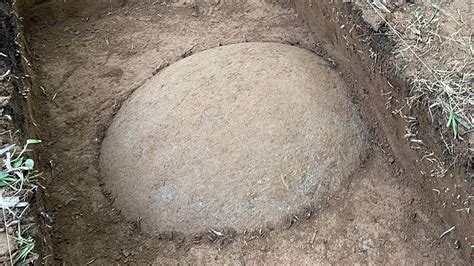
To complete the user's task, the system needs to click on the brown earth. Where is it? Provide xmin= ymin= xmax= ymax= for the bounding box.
xmin=13 ymin=0 xmax=471 ymax=264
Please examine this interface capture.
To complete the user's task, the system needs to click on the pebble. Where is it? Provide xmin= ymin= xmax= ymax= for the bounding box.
xmin=0 ymin=233 xmax=17 ymax=256
xmin=121 ymin=249 xmax=130 ymax=257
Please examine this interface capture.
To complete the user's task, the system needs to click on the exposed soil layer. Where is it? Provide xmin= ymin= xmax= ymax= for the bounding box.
xmin=17 ymin=0 xmax=471 ymax=264
xmin=293 ymin=0 xmax=473 ymax=259
xmin=0 ymin=3 xmax=46 ymax=263
xmin=101 ymin=42 xmax=368 ymax=235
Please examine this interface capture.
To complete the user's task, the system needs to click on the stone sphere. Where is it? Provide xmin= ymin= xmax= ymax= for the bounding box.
xmin=100 ymin=43 xmax=367 ymax=235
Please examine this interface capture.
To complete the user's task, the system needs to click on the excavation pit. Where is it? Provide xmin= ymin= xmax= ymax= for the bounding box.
xmin=100 ymin=43 xmax=368 ymax=235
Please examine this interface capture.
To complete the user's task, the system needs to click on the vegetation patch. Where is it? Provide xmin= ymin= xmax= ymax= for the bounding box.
xmin=364 ymin=1 xmax=472 ymax=152
xmin=0 ymin=138 xmax=41 ymax=264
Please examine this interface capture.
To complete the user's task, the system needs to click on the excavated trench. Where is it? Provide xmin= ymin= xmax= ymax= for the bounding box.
xmin=6 ymin=0 xmax=471 ymax=264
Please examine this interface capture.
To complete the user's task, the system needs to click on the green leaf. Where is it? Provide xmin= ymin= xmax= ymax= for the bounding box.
xmin=455 ymin=117 xmax=471 ymax=130
xmin=0 ymin=172 xmax=9 ymax=179
xmin=13 ymin=139 xmax=42 ymax=162
xmin=0 ymin=177 xmax=16 ymax=187
xmin=26 ymin=139 xmax=41 ymax=145
xmin=14 ymin=236 xmax=35 ymax=263
xmin=27 ymin=173 xmax=40 ymax=182
xmin=24 ymin=159 xmax=35 ymax=169
xmin=451 ymin=117 xmax=458 ymax=138
xmin=0 ymin=176 xmax=16 ymax=181
xmin=15 ymin=244 xmax=34 ymax=262
xmin=13 ymin=158 xmax=23 ymax=168
xmin=446 ymin=112 xmax=454 ymax=128
xmin=0 ymin=144 xmax=15 ymax=156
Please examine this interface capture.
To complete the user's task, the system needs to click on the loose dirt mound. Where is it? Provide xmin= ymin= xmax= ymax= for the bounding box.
xmin=100 ymin=42 xmax=368 ymax=235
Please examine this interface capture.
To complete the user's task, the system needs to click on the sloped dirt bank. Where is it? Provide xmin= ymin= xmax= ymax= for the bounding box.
xmin=293 ymin=0 xmax=472 ymax=259
xmin=9 ymin=0 xmax=472 ymax=264
xmin=0 ymin=2 xmax=52 ymax=263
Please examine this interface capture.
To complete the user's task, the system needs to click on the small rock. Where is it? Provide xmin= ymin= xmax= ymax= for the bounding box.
xmin=358 ymin=243 xmax=370 ymax=252
xmin=454 ymin=240 xmax=460 ymax=249
xmin=0 ymin=233 xmax=17 ymax=256
xmin=358 ymin=239 xmax=373 ymax=252
xmin=388 ymin=157 xmax=395 ymax=164
xmin=0 ymin=97 xmax=10 ymax=107
xmin=121 ymin=249 xmax=130 ymax=257
xmin=265 ymin=221 xmax=276 ymax=230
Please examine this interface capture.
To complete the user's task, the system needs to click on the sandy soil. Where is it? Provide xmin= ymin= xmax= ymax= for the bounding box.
xmin=22 ymin=0 xmax=468 ymax=264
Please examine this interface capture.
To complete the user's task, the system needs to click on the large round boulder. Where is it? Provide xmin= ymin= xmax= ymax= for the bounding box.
xmin=100 ymin=42 xmax=367 ymax=235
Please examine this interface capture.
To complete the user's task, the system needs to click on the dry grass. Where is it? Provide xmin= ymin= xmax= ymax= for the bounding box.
xmin=370 ymin=1 xmax=473 ymax=153
xmin=403 ymin=4 xmax=472 ymax=139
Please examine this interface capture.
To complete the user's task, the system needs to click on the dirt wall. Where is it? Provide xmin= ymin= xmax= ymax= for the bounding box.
xmin=17 ymin=0 xmax=126 ymax=14
xmin=3 ymin=0 xmax=54 ymax=261
xmin=292 ymin=0 xmax=472 ymax=258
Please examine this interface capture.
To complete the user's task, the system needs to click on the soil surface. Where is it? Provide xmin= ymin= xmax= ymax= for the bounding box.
xmin=22 ymin=0 xmax=469 ymax=264
xmin=101 ymin=42 xmax=368 ymax=235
